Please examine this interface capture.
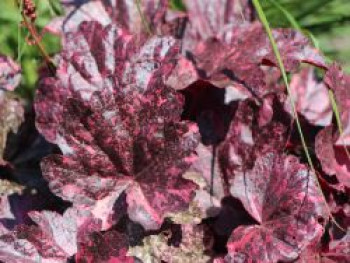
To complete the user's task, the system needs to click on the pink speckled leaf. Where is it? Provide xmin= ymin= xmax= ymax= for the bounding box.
xmin=41 ymin=86 xmax=199 ymax=230
xmin=218 ymin=100 xmax=287 ymax=173
xmin=324 ymin=64 xmax=350 ymax=146
xmin=76 ymin=229 xmax=134 ymax=263
xmin=36 ymin=21 xmax=179 ymax=145
xmin=36 ymin=23 xmax=200 ymax=229
xmin=0 ymin=55 xmax=21 ymax=91
xmin=227 ymin=153 xmax=327 ymax=262
xmin=0 ymin=208 xmax=93 ymax=263
xmin=297 ymin=229 xmax=350 ymax=263
xmin=170 ymin=22 xmax=326 ymax=97
xmin=324 ymin=229 xmax=350 ymax=263
xmin=315 ymin=126 xmax=350 ymax=188
xmin=37 ymin=21 xmax=199 ymax=231
xmin=285 ymin=68 xmax=332 ymax=126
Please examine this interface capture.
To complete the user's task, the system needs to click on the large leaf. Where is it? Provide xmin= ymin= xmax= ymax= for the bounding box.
xmin=36 ymin=21 xmax=179 ymax=144
xmin=36 ymin=21 xmax=199 ymax=230
xmin=226 ymin=153 xmax=327 ymax=262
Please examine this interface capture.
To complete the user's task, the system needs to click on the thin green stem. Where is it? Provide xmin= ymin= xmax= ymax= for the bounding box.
xmin=15 ymin=0 xmax=56 ymax=75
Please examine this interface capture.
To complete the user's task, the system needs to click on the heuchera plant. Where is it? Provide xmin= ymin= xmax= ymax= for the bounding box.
xmin=0 ymin=0 xmax=349 ymax=262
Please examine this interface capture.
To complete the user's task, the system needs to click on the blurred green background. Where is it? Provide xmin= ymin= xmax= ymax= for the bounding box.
xmin=0 ymin=0 xmax=62 ymax=99
xmin=1 ymin=0 xmax=350 ymax=100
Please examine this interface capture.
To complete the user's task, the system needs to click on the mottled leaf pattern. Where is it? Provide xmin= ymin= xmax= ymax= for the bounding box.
xmin=36 ymin=21 xmax=199 ymax=231
xmin=324 ymin=64 xmax=350 ymax=146
xmin=1 ymin=2 xmax=348 ymax=263
xmin=227 ymin=153 xmax=327 ymax=262
xmin=316 ymin=126 xmax=350 ymax=188
xmin=285 ymin=67 xmax=332 ymax=126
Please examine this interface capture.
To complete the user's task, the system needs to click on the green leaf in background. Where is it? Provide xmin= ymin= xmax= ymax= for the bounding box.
xmin=170 ymin=0 xmax=186 ymax=11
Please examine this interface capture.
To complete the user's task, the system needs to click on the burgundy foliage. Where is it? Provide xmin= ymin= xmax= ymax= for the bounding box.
xmin=227 ymin=153 xmax=327 ymax=262
xmin=0 ymin=1 xmax=349 ymax=263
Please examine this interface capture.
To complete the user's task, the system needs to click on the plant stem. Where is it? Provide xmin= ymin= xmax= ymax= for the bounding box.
xmin=16 ymin=0 xmax=56 ymax=75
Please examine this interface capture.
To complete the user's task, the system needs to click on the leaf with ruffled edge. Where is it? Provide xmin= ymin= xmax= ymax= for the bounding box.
xmin=128 ymin=224 xmax=210 ymax=263
xmin=76 ymin=228 xmax=134 ymax=263
xmin=324 ymin=64 xmax=350 ymax=146
xmin=36 ymin=21 xmax=179 ymax=145
xmin=316 ymin=125 xmax=350 ymax=189
xmin=169 ymin=22 xmax=326 ymax=99
xmin=36 ymin=21 xmax=199 ymax=230
xmin=285 ymin=67 xmax=332 ymax=127
xmin=41 ymin=85 xmax=199 ymax=230
xmin=0 ymin=208 xmax=98 ymax=263
xmin=226 ymin=152 xmax=327 ymax=262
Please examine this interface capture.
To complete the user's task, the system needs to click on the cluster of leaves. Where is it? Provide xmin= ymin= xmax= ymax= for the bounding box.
xmin=0 ymin=0 xmax=349 ymax=262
